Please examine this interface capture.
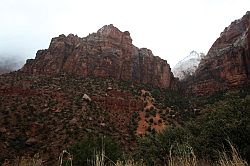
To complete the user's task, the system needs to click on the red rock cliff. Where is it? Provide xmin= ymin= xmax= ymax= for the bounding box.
xmin=186 ymin=12 xmax=250 ymax=95
xmin=21 ymin=24 xmax=177 ymax=89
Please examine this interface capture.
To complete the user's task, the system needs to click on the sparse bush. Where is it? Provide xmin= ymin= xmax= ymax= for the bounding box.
xmin=68 ymin=136 xmax=122 ymax=166
xmin=135 ymin=127 xmax=190 ymax=165
xmin=149 ymin=108 xmax=156 ymax=117
xmin=186 ymin=95 xmax=250 ymax=161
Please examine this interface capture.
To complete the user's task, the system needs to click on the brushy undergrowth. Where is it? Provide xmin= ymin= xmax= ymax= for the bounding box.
xmin=12 ymin=142 xmax=248 ymax=166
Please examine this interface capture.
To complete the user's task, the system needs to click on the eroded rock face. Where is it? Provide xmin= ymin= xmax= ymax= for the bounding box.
xmin=186 ymin=12 xmax=250 ymax=95
xmin=21 ymin=24 xmax=177 ymax=89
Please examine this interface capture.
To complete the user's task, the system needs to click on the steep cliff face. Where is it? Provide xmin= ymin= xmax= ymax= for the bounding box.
xmin=186 ymin=12 xmax=250 ymax=95
xmin=21 ymin=24 xmax=177 ymax=89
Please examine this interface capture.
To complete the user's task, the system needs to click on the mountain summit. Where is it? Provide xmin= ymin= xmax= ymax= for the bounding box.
xmin=21 ymin=24 xmax=177 ymax=89
xmin=186 ymin=11 xmax=250 ymax=95
xmin=173 ymin=51 xmax=204 ymax=80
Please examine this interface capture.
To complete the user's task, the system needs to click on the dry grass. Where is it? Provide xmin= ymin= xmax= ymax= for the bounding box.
xmin=167 ymin=142 xmax=248 ymax=166
xmin=8 ymin=143 xmax=248 ymax=166
xmin=17 ymin=156 xmax=43 ymax=166
xmin=87 ymin=149 xmax=114 ymax=166
xmin=218 ymin=143 xmax=248 ymax=166
xmin=115 ymin=160 xmax=145 ymax=166
xmin=59 ymin=150 xmax=73 ymax=166
xmin=168 ymin=145 xmax=197 ymax=166
xmin=88 ymin=149 xmax=144 ymax=166
xmin=2 ymin=153 xmax=43 ymax=166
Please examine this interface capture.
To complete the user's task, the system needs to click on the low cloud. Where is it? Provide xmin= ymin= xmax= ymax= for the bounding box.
xmin=0 ymin=55 xmax=26 ymax=73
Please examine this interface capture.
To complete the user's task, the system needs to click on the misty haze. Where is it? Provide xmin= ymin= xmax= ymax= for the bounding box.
xmin=0 ymin=55 xmax=25 ymax=74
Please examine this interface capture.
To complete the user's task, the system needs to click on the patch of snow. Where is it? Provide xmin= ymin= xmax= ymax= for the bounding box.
xmin=173 ymin=51 xmax=204 ymax=80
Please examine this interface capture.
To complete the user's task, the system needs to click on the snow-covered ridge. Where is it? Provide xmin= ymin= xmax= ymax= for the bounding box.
xmin=172 ymin=51 xmax=205 ymax=80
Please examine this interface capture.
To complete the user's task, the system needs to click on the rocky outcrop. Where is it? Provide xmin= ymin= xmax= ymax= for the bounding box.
xmin=21 ymin=24 xmax=177 ymax=89
xmin=186 ymin=12 xmax=250 ymax=95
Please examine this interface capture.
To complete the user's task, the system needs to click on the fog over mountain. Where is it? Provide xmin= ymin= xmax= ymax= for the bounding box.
xmin=1 ymin=0 xmax=250 ymax=68
xmin=0 ymin=55 xmax=25 ymax=74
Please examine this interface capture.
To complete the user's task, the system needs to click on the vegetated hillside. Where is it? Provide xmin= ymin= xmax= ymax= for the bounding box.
xmin=173 ymin=51 xmax=205 ymax=80
xmin=135 ymin=87 xmax=250 ymax=165
xmin=185 ymin=11 xmax=250 ymax=95
xmin=0 ymin=71 xmax=187 ymax=165
xmin=1 ymin=71 xmax=249 ymax=166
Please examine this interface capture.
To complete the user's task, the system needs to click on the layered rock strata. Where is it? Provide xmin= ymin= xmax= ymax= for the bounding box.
xmin=186 ymin=12 xmax=250 ymax=95
xmin=21 ymin=24 xmax=177 ymax=89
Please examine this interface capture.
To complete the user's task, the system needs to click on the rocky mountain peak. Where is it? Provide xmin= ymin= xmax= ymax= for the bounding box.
xmin=173 ymin=51 xmax=204 ymax=80
xmin=21 ymin=25 xmax=177 ymax=89
xmin=98 ymin=24 xmax=130 ymax=37
xmin=218 ymin=11 xmax=249 ymax=45
xmin=95 ymin=24 xmax=132 ymax=45
xmin=185 ymin=12 xmax=250 ymax=95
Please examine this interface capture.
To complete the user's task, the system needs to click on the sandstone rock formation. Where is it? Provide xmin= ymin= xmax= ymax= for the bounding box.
xmin=21 ymin=24 xmax=177 ymax=89
xmin=186 ymin=11 xmax=250 ymax=95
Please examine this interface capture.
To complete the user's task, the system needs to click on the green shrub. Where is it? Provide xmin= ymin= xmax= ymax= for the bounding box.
xmin=135 ymin=127 xmax=190 ymax=165
xmin=68 ymin=136 xmax=122 ymax=166
xmin=186 ymin=95 xmax=250 ymax=162
xmin=134 ymin=93 xmax=250 ymax=164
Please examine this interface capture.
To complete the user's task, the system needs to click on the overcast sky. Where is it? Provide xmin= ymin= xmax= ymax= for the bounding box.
xmin=0 ymin=0 xmax=249 ymax=68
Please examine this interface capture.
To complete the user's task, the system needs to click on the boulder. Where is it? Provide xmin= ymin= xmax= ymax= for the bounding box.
xmin=82 ymin=94 xmax=91 ymax=101
xmin=25 ymin=137 xmax=38 ymax=146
